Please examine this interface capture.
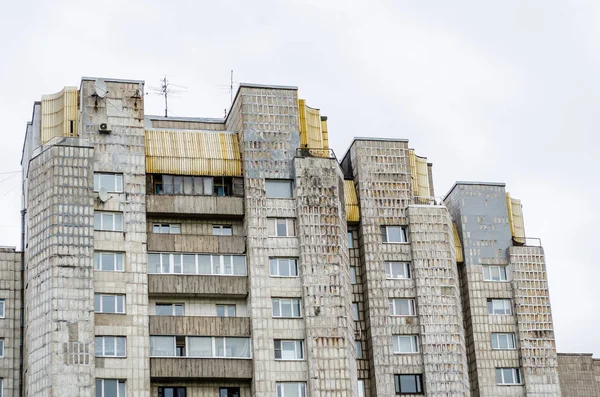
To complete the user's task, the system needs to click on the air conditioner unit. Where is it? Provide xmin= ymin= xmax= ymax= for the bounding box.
xmin=99 ymin=123 xmax=112 ymax=134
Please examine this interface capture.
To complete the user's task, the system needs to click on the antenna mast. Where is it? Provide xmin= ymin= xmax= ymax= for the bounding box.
xmin=230 ymin=70 xmax=234 ymax=104
xmin=161 ymin=76 xmax=169 ymax=117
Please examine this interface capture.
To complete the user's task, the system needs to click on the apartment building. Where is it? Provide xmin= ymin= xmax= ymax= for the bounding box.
xmin=0 ymin=76 xmax=589 ymax=396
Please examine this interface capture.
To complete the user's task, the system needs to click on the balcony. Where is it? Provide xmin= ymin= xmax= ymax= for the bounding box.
xmin=149 ymin=316 xmax=251 ymax=337
xmin=150 ymin=357 xmax=252 ymax=379
xmin=148 ymin=274 xmax=247 ymax=297
xmin=146 ymin=195 xmax=244 ymax=217
xmin=147 ymin=234 xmax=245 ymax=254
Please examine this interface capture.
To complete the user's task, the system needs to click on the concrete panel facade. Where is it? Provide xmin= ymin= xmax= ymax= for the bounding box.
xmin=0 ymin=248 xmax=21 ymax=397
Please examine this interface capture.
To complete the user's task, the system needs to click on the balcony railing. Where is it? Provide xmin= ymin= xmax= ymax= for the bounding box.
xmin=512 ymin=237 xmax=542 ymax=247
xmin=412 ymin=196 xmax=445 ymax=206
xmin=295 ymin=148 xmax=337 ymax=160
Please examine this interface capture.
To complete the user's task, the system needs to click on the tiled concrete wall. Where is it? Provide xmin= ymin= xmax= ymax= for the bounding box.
xmin=148 ymin=297 xmax=248 ymax=317
xmin=0 ymin=248 xmax=21 ymax=397
xmin=150 ymin=381 xmax=251 ymax=397
xmin=557 ymin=354 xmax=600 ymax=397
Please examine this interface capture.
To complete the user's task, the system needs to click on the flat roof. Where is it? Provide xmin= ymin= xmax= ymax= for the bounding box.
xmin=145 ymin=115 xmax=225 ymax=124
xmin=340 ymin=137 xmax=411 ymax=165
xmin=81 ymin=76 xmax=145 ymax=84
xmin=238 ymin=82 xmax=298 ymax=90
xmin=444 ymin=181 xmax=506 ymax=199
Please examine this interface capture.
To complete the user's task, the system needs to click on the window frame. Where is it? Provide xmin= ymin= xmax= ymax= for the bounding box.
xmin=265 ymin=179 xmax=294 ymax=198
xmin=394 ymin=374 xmax=424 ymax=394
xmin=212 ymin=225 xmax=233 ymax=236
xmin=269 ymin=257 xmax=299 ymax=277
xmin=392 ymin=335 xmax=420 ymax=354
xmin=491 ymin=333 xmax=517 ymax=350
xmin=94 ymin=211 xmax=124 ymax=232
xmin=274 ymin=339 xmax=304 ymax=361
xmin=496 ymin=368 xmax=522 ymax=385
xmin=487 ymin=299 xmax=512 ymax=315
xmin=355 ymin=340 xmax=363 ymax=359
xmin=94 ymin=294 xmax=125 ymax=314
xmin=358 ymin=380 xmax=365 ymax=397
xmin=94 ymin=251 xmax=124 ymax=272
xmin=352 ymin=302 xmax=359 ymax=321
xmin=158 ymin=387 xmax=187 ymax=397
xmin=350 ymin=266 xmax=357 ymax=284
xmin=267 ymin=218 xmax=296 ymax=237
xmin=276 ymin=382 xmax=307 ymax=397
xmin=0 ymin=299 xmax=4 ymax=318
xmin=148 ymin=253 xmax=247 ymax=276
xmin=272 ymin=298 xmax=303 ymax=318
xmin=385 ymin=262 xmax=411 ymax=280
xmin=150 ymin=336 xmax=252 ymax=359
xmin=389 ymin=299 xmax=416 ymax=316
xmin=155 ymin=303 xmax=184 ymax=316
xmin=152 ymin=223 xmax=181 ymax=234
xmin=483 ymin=265 xmax=509 ymax=282
xmin=219 ymin=387 xmax=241 ymax=397
xmin=216 ymin=304 xmax=236 ymax=317
xmin=96 ymin=379 xmax=126 ymax=397
xmin=0 ymin=339 xmax=4 ymax=358
xmin=94 ymin=173 xmax=123 ymax=193
xmin=95 ymin=336 xmax=127 ymax=358
xmin=382 ymin=226 xmax=408 ymax=243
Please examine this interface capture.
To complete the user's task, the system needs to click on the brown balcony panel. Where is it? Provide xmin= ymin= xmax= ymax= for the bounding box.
xmin=150 ymin=357 xmax=252 ymax=379
xmin=146 ymin=195 xmax=244 ymax=217
xmin=149 ymin=316 xmax=251 ymax=336
xmin=148 ymin=275 xmax=247 ymax=297
xmin=147 ymin=234 xmax=246 ymax=254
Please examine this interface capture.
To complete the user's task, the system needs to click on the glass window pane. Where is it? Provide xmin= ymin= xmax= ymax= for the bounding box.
xmin=118 ymin=381 xmax=125 ymax=397
xmin=101 ymin=254 xmax=114 ymax=271
xmin=276 ymin=219 xmax=287 ymax=236
xmin=279 ymin=260 xmax=290 ymax=277
xmin=288 ymin=219 xmax=296 ymax=236
xmin=150 ymin=336 xmax=175 ymax=356
xmin=187 ymin=337 xmax=212 ymax=357
xmin=103 ymin=379 xmax=118 ymax=397
xmin=161 ymin=254 xmax=170 ymax=274
xmin=399 ymin=375 xmax=417 ymax=393
xmin=116 ymin=337 xmax=126 ymax=356
xmin=95 ymin=295 xmax=101 ymax=312
xmin=227 ymin=337 xmax=251 ymax=358
xmin=290 ymin=259 xmax=298 ymax=276
xmin=347 ymin=232 xmax=353 ymax=248
xmin=115 ymin=254 xmax=123 ymax=271
xmin=215 ymin=337 xmax=225 ymax=357
xmin=114 ymin=214 xmax=123 ymax=231
xmin=148 ymin=254 xmax=161 ymax=274
xmin=198 ymin=255 xmax=211 ymax=274
xmin=272 ymin=300 xmax=280 ymax=317
xmin=104 ymin=337 xmax=115 ymax=355
xmin=171 ymin=224 xmax=181 ymax=234
xmin=233 ymin=256 xmax=246 ymax=275
xmin=183 ymin=176 xmax=193 ymax=195
xmin=94 ymin=213 xmax=102 ymax=229
xmin=203 ymin=177 xmax=213 ymax=196
xmin=103 ymin=295 xmax=116 ymax=313
xmin=281 ymin=300 xmax=292 ymax=317
xmin=267 ymin=219 xmax=276 ymax=236
xmin=156 ymin=304 xmax=172 ymax=316
xmin=95 ymin=337 xmax=102 ymax=356
xmin=182 ymin=255 xmax=195 ymax=274
xmin=293 ymin=300 xmax=301 ymax=317
xmin=270 ymin=259 xmax=278 ymax=276
xmin=173 ymin=176 xmax=183 ymax=194
xmin=117 ymin=296 xmax=124 ymax=313
xmin=266 ymin=180 xmax=293 ymax=198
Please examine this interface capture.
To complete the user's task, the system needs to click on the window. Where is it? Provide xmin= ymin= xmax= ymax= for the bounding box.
xmin=0 ymin=379 xmax=2 ymax=397
xmin=150 ymin=336 xmax=251 ymax=358
xmin=94 ymin=252 xmax=124 ymax=272
xmin=487 ymin=299 xmax=512 ymax=315
xmin=267 ymin=218 xmax=296 ymax=237
xmin=96 ymin=379 xmax=126 ymax=397
xmin=394 ymin=374 xmax=423 ymax=394
xmin=355 ymin=340 xmax=363 ymax=359
xmin=156 ymin=303 xmax=184 ymax=316
xmin=148 ymin=253 xmax=247 ymax=276
xmin=350 ymin=266 xmax=357 ymax=284
xmin=385 ymin=262 xmax=411 ymax=279
xmin=216 ymin=304 xmax=236 ymax=317
xmin=270 ymin=258 xmax=298 ymax=277
xmin=0 ymin=300 xmax=4 ymax=318
xmin=496 ymin=368 xmax=522 ymax=385
xmin=492 ymin=333 xmax=516 ymax=350
xmin=154 ymin=174 xmax=232 ymax=197
xmin=94 ymin=212 xmax=124 ymax=231
xmin=274 ymin=340 xmax=304 ymax=360
xmin=0 ymin=339 xmax=4 ymax=358
xmin=358 ymin=380 xmax=365 ymax=397
xmin=389 ymin=299 xmax=416 ymax=316
xmin=94 ymin=173 xmax=123 ymax=193
xmin=212 ymin=225 xmax=233 ymax=236
xmin=382 ymin=226 xmax=408 ymax=243
xmin=266 ymin=179 xmax=293 ymax=198
xmin=348 ymin=231 xmax=354 ymax=248
xmin=483 ymin=265 xmax=508 ymax=282
xmin=158 ymin=387 xmax=186 ymax=397
xmin=95 ymin=336 xmax=126 ymax=357
xmin=94 ymin=294 xmax=125 ymax=314
xmin=393 ymin=335 xmax=419 ymax=354
xmin=352 ymin=302 xmax=359 ymax=321
xmin=152 ymin=223 xmax=181 ymax=234
xmin=220 ymin=388 xmax=240 ymax=397
xmin=276 ymin=383 xmax=306 ymax=397
xmin=272 ymin=298 xmax=302 ymax=318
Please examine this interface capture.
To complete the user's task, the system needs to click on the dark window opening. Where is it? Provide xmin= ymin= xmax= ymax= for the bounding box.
xmin=220 ymin=387 xmax=241 ymax=397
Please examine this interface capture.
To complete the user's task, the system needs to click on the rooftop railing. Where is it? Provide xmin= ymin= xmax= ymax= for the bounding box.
xmin=295 ymin=147 xmax=337 ymax=160
xmin=513 ymin=237 xmax=542 ymax=247
xmin=412 ymin=196 xmax=445 ymax=206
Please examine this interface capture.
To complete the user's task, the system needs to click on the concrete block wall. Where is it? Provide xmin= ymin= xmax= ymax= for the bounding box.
xmin=0 ymin=248 xmax=21 ymax=397
xmin=557 ymin=354 xmax=600 ymax=397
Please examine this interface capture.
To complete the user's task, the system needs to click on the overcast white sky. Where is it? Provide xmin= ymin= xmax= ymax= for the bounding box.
xmin=0 ymin=0 xmax=598 ymax=357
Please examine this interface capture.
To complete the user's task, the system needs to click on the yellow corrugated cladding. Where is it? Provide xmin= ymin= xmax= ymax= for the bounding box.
xmin=344 ymin=180 xmax=360 ymax=222
xmin=145 ymin=129 xmax=242 ymax=176
xmin=41 ymin=87 xmax=79 ymax=144
xmin=408 ymin=149 xmax=431 ymax=200
xmin=453 ymin=223 xmax=464 ymax=263
xmin=320 ymin=118 xmax=329 ymax=150
xmin=298 ymin=99 xmax=328 ymax=152
xmin=506 ymin=193 xmax=526 ymax=244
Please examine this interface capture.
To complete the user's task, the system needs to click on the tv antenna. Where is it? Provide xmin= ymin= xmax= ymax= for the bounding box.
xmin=148 ymin=76 xmax=187 ymax=117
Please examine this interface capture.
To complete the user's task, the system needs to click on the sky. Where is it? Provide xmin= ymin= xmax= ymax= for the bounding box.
xmin=0 ymin=0 xmax=598 ymax=356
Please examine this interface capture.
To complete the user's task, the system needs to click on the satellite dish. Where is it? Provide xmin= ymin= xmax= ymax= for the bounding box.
xmin=98 ymin=188 xmax=110 ymax=203
xmin=94 ymin=78 xmax=108 ymax=98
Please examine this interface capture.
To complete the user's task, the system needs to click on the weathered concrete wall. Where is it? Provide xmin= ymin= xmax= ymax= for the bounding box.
xmin=149 ymin=315 xmax=251 ymax=336
xmin=148 ymin=274 xmax=248 ymax=297
xmin=150 ymin=381 xmax=251 ymax=397
xmin=0 ymin=248 xmax=21 ymax=397
xmin=150 ymin=357 xmax=252 ymax=379
xmin=146 ymin=218 xmax=245 ymax=236
xmin=25 ymin=141 xmax=95 ymax=397
xmin=146 ymin=195 xmax=244 ymax=216
xmin=557 ymin=354 xmax=600 ymax=397
xmin=147 ymin=234 xmax=245 ymax=254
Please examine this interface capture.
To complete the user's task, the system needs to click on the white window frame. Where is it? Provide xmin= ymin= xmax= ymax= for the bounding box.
xmin=491 ymin=333 xmax=516 ymax=350
xmin=385 ymin=262 xmax=411 ymax=279
xmin=94 ymin=294 xmax=125 ymax=314
xmin=276 ymin=382 xmax=306 ymax=397
xmin=148 ymin=253 xmax=247 ymax=276
xmin=0 ymin=300 xmax=4 ymax=318
xmin=94 ymin=173 xmax=123 ymax=193
xmin=94 ymin=252 xmax=124 ymax=272
xmin=272 ymin=298 xmax=302 ymax=318
xmin=152 ymin=223 xmax=181 ymax=234
xmin=382 ymin=226 xmax=408 ymax=243
xmin=355 ymin=340 xmax=363 ymax=359
xmin=488 ymin=299 xmax=512 ymax=315
xmin=265 ymin=179 xmax=294 ymax=198
xmin=150 ymin=336 xmax=251 ymax=359
xmin=155 ymin=303 xmax=184 ymax=316
xmin=96 ymin=379 xmax=126 ymax=397
xmin=389 ymin=299 xmax=416 ymax=316
xmin=393 ymin=335 xmax=420 ymax=354
xmin=269 ymin=258 xmax=299 ymax=277
xmin=267 ymin=218 xmax=296 ymax=237
xmin=216 ymin=304 xmax=236 ymax=317
xmin=496 ymin=368 xmax=522 ymax=385
xmin=358 ymin=380 xmax=365 ymax=397
xmin=483 ymin=265 xmax=509 ymax=282
xmin=274 ymin=339 xmax=304 ymax=361
xmin=0 ymin=339 xmax=4 ymax=358
xmin=212 ymin=225 xmax=233 ymax=236
xmin=95 ymin=336 xmax=126 ymax=357
xmin=94 ymin=211 xmax=124 ymax=232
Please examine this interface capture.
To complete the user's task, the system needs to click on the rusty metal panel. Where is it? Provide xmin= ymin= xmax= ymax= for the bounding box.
xmin=506 ymin=193 xmax=526 ymax=244
xmin=344 ymin=180 xmax=360 ymax=222
xmin=453 ymin=223 xmax=464 ymax=263
xmin=41 ymin=87 xmax=79 ymax=143
xmin=145 ymin=129 xmax=242 ymax=176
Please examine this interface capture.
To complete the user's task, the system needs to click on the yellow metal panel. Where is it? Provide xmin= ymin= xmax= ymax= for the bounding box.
xmin=453 ymin=223 xmax=464 ymax=263
xmin=145 ymin=129 xmax=242 ymax=176
xmin=409 ymin=149 xmax=431 ymax=202
xmin=320 ymin=118 xmax=329 ymax=150
xmin=409 ymin=149 xmax=418 ymax=196
xmin=298 ymin=99 xmax=308 ymax=147
xmin=344 ymin=180 xmax=360 ymax=222
xmin=41 ymin=87 xmax=79 ymax=144
xmin=298 ymin=99 xmax=325 ymax=151
xmin=506 ymin=193 xmax=526 ymax=244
